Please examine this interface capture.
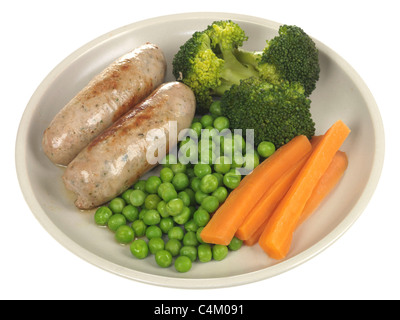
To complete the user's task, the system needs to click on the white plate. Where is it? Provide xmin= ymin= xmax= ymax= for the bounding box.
xmin=15 ymin=12 xmax=384 ymax=288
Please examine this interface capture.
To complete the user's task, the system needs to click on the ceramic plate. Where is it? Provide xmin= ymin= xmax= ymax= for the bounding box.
xmin=15 ymin=12 xmax=384 ymax=288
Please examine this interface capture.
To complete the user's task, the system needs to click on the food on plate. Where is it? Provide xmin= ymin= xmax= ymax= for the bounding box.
xmin=234 ymin=24 xmax=320 ymax=97
xmin=200 ymin=135 xmax=312 ymax=245
xmin=220 ymin=77 xmax=315 ymax=147
xmin=172 ymin=21 xmax=320 ymax=113
xmin=42 ymin=42 xmax=167 ymax=166
xmin=258 ymin=120 xmax=350 ymax=259
xmin=62 ymin=81 xmax=196 ymax=210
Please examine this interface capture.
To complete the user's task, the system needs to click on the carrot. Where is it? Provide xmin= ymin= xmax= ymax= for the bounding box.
xmin=243 ymin=220 xmax=268 ymax=246
xmin=297 ymin=150 xmax=348 ymax=226
xmin=200 ymin=135 xmax=312 ymax=245
xmin=235 ymin=153 xmax=309 ymax=241
xmin=258 ymin=120 xmax=351 ymax=259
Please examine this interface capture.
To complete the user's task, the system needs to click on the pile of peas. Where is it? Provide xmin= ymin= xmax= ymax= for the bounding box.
xmin=93 ymin=101 xmax=276 ymax=273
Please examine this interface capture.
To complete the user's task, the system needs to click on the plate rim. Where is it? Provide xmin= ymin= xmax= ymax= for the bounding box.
xmin=15 ymin=12 xmax=385 ymax=289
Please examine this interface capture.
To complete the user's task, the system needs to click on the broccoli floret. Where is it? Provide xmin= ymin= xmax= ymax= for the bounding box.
xmin=234 ymin=25 xmax=320 ymax=97
xmin=172 ymin=20 xmax=258 ymax=113
xmin=220 ymin=77 xmax=315 ymax=148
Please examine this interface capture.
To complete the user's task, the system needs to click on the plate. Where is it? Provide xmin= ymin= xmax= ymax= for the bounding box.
xmin=15 ymin=12 xmax=384 ymax=288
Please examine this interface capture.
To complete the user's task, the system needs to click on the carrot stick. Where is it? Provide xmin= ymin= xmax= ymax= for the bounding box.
xmin=244 ymin=150 xmax=348 ymax=247
xmin=297 ymin=150 xmax=348 ymax=226
xmin=200 ymin=135 xmax=312 ymax=245
xmin=258 ymin=120 xmax=351 ymax=259
xmin=235 ymin=153 xmax=309 ymax=241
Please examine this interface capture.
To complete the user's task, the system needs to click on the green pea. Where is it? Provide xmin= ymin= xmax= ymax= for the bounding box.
xmin=195 ymin=190 xmax=208 ymax=205
xmin=184 ymin=188 xmax=196 ymax=206
xmin=231 ymin=152 xmax=244 ymax=168
xmin=109 ymin=197 xmax=125 ymax=214
xmin=144 ymin=194 xmax=161 ymax=210
xmin=145 ymin=176 xmax=162 ymax=194
xmin=228 ymin=237 xmax=243 ymax=251
xmin=186 ymin=167 xmax=196 ymax=179
xmin=213 ymin=116 xmax=230 ymax=132
xmin=172 ymin=172 xmax=189 ymax=191
xmin=183 ymin=231 xmax=199 ymax=247
xmin=165 ymin=238 xmax=182 ymax=257
xmin=175 ymin=255 xmax=192 ymax=273
xmin=133 ymin=180 xmax=146 ymax=192
xmin=243 ymin=152 xmax=260 ymax=172
xmin=184 ymin=219 xmax=199 ymax=232
xmin=212 ymin=186 xmax=228 ymax=204
xmin=130 ymin=239 xmax=149 ymax=259
xmin=158 ymin=183 xmax=178 ymax=202
xmin=257 ymin=141 xmax=276 ymax=158
xmin=159 ymin=217 xmax=175 ymax=234
xmin=196 ymin=227 xmax=206 ymax=244
xmin=129 ymin=189 xmax=146 ymax=207
xmin=198 ymin=148 xmax=216 ymax=165
xmin=212 ymin=172 xmax=224 ymax=187
xmin=145 ymin=225 xmax=162 ymax=239
xmin=223 ymin=171 xmax=241 ymax=189
xmin=148 ymin=237 xmax=165 ymax=254
xmin=170 ymin=163 xmax=187 ymax=174
xmin=107 ymin=214 xmax=126 ymax=232
xmin=180 ymin=246 xmax=197 ymax=262
xmin=155 ymin=249 xmax=173 ymax=268
xmin=212 ymin=244 xmax=228 ymax=261
xmin=131 ymin=219 xmax=146 ymax=237
xmin=156 ymin=200 xmax=168 ymax=218
xmin=193 ymin=163 xmax=212 ymax=178
xmin=209 ymin=100 xmax=222 ymax=117
xmin=121 ymin=189 xmax=133 ymax=204
xmin=168 ymin=226 xmax=184 ymax=241
xmin=190 ymin=177 xmax=201 ymax=192
xmin=199 ymin=174 xmax=219 ymax=194
xmin=190 ymin=121 xmax=203 ymax=138
xmin=198 ymin=244 xmax=212 ymax=262
xmin=200 ymin=114 xmax=214 ymax=128
xmin=173 ymin=206 xmax=192 ymax=225
xmin=94 ymin=206 xmax=113 ymax=226
xmin=214 ymin=156 xmax=231 ymax=174
xmin=122 ymin=204 xmax=139 ymax=222
xmin=201 ymin=196 xmax=220 ymax=213
xmin=160 ymin=167 xmax=174 ymax=182
xmin=142 ymin=209 xmax=161 ymax=226
xmin=166 ymin=198 xmax=184 ymax=216
xmin=115 ymin=225 xmax=135 ymax=244
xmin=193 ymin=208 xmax=210 ymax=227
xmin=177 ymin=191 xmax=191 ymax=207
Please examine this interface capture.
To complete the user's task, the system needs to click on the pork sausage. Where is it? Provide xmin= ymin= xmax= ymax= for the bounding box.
xmin=62 ymin=82 xmax=196 ymax=210
xmin=42 ymin=42 xmax=167 ymax=166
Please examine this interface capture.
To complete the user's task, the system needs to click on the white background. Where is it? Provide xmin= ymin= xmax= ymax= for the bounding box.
xmin=2 ymin=0 xmax=399 ymax=300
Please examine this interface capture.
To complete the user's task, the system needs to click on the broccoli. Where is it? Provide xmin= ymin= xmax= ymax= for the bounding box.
xmin=172 ymin=20 xmax=259 ymax=113
xmin=220 ymin=77 xmax=315 ymax=148
xmin=234 ymin=25 xmax=320 ymax=97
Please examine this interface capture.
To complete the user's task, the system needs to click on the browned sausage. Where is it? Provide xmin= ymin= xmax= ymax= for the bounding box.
xmin=42 ymin=42 xmax=166 ymax=166
xmin=62 ymin=82 xmax=196 ymax=210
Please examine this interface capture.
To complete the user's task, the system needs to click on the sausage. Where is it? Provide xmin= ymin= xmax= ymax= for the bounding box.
xmin=42 ymin=42 xmax=167 ymax=166
xmin=62 ymin=82 xmax=196 ymax=210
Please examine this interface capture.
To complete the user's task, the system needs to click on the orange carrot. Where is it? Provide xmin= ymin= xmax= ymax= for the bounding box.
xmin=297 ymin=150 xmax=348 ymax=226
xmin=258 ymin=120 xmax=351 ymax=259
xmin=200 ymin=135 xmax=312 ymax=245
xmin=235 ymin=153 xmax=309 ymax=241
xmin=244 ymin=150 xmax=348 ymax=247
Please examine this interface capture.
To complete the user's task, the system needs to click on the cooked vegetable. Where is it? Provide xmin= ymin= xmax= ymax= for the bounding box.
xmin=200 ymin=135 xmax=312 ymax=245
xmin=235 ymin=152 xmax=310 ymax=241
xmin=234 ymin=25 xmax=320 ymax=97
xmin=220 ymin=77 xmax=315 ymax=147
xmin=172 ymin=20 xmax=258 ymax=113
xmin=258 ymin=120 xmax=351 ymax=259
xmin=297 ymin=150 xmax=348 ymax=226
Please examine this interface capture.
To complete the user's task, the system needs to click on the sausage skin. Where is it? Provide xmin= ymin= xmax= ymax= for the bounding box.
xmin=62 ymin=82 xmax=196 ymax=210
xmin=42 ymin=42 xmax=167 ymax=166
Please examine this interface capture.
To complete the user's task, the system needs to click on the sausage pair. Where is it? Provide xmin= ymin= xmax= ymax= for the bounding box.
xmin=42 ymin=43 xmax=196 ymax=209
